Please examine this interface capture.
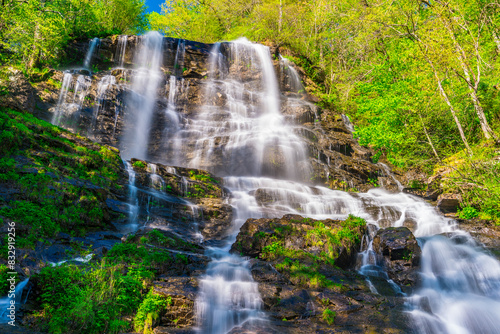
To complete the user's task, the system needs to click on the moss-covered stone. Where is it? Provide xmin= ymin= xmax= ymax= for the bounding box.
xmin=0 ymin=107 xmax=126 ymax=250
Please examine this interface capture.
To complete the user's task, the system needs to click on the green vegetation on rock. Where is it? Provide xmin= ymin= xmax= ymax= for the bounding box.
xmin=234 ymin=214 xmax=366 ymax=289
xmin=0 ymin=107 xmax=123 ymax=249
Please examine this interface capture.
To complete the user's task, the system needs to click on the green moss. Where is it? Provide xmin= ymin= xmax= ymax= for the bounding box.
xmin=132 ymin=160 xmax=147 ymax=168
xmin=0 ymin=107 xmax=123 ymax=244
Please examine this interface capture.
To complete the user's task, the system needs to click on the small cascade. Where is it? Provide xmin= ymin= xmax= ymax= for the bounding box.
xmin=279 ymin=55 xmax=305 ymax=93
xmin=121 ymin=31 xmax=163 ymax=160
xmin=72 ymin=74 xmax=91 ymax=108
xmin=115 ymin=35 xmax=128 ymax=68
xmin=49 ymin=254 xmax=93 ymax=267
xmin=166 ymin=166 xmax=178 ymax=175
xmin=341 ymin=114 xmax=355 ymax=133
xmin=378 ymin=162 xmax=404 ymax=191
xmin=0 ymin=278 xmax=29 ymax=324
xmin=52 ymin=72 xmax=91 ymax=127
xmin=188 ymin=204 xmax=204 ymax=242
xmin=92 ymin=75 xmax=117 ymax=131
xmin=52 ymin=72 xmax=73 ymax=125
xmin=124 ymin=161 xmax=139 ymax=231
xmin=165 ymin=75 xmax=181 ymax=136
xmin=173 ymin=39 xmax=186 ymax=76
xmin=409 ymin=234 xmax=500 ymax=333
xmin=84 ymin=38 xmax=100 ymax=69
xmin=147 ymin=163 xmax=165 ymax=191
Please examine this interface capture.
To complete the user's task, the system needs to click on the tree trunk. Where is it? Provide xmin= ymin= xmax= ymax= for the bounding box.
xmin=439 ymin=7 xmax=499 ymax=142
xmin=419 ymin=113 xmax=440 ymax=161
xmin=279 ymin=0 xmax=282 ymax=34
xmin=426 ymin=54 xmax=473 ymax=155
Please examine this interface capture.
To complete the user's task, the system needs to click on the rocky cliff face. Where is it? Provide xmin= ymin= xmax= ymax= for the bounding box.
xmin=31 ymin=35 xmax=394 ymax=193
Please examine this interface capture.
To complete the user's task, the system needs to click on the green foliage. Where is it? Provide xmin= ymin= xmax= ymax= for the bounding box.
xmin=458 ymin=206 xmax=479 ymax=220
xmin=134 ymin=289 xmax=172 ymax=334
xmin=0 ymin=265 xmax=17 ymax=295
xmin=33 ymin=261 xmax=149 ymax=334
xmin=439 ymin=144 xmax=500 ymax=223
xmin=0 ymin=108 xmax=123 ymax=246
xmin=133 ymin=160 xmax=147 ymax=168
xmin=0 ymin=0 xmax=147 ymax=73
xmin=322 ymin=308 xmax=336 ymax=325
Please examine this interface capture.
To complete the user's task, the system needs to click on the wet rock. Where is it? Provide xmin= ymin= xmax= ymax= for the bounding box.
xmin=0 ymin=68 xmax=36 ymax=113
xmin=457 ymin=218 xmax=500 ymax=259
xmin=231 ymin=214 xmax=365 ymax=270
xmin=197 ymin=198 xmax=233 ymax=240
xmin=437 ymin=193 xmax=461 ymax=213
xmin=153 ymin=277 xmax=198 ymax=329
xmin=372 ymin=227 xmax=421 ymax=288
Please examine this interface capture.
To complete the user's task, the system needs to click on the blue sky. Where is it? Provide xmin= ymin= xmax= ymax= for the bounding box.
xmin=145 ymin=0 xmax=163 ymax=13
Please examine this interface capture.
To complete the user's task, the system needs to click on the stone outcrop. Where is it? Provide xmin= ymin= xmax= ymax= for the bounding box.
xmin=372 ymin=227 xmax=421 ymax=288
xmin=436 ymin=193 xmax=461 ymax=213
xmin=230 ymin=214 xmax=412 ymax=333
xmin=127 ymin=159 xmax=233 ymax=241
xmin=0 ymin=68 xmax=36 ymax=113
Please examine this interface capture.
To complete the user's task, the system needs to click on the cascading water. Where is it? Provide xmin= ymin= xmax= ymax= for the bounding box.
xmin=121 ymin=31 xmax=163 ymax=160
xmin=92 ymin=75 xmax=116 ymax=131
xmin=124 ymin=161 xmax=139 ymax=232
xmin=0 ymin=278 xmax=29 ymax=324
xmin=52 ymin=72 xmax=73 ymax=125
xmin=84 ymin=38 xmax=100 ymax=69
xmin=279 ymin=55 xmax=305 ymax=93
xmin=115 ymin=35 xmax=128 ymax=68
xmin=408 ymin=234 xmax=500 ymax=333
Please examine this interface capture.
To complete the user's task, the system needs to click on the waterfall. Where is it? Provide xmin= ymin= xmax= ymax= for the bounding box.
xmin=0 ymin=278 xmax=29 ymax=324
xmin=92 ymin=75 xmax=116 ymax=131
xmin=279 ymin=55 xmax=305 ymax=93
xmin=124 ymin=161 xmax=139 ymax=232
xmin=52 ymin=72 xmax=73 ymax=125
xmin=115 ymin=35 xmax=128 ymax=68
xmin=121 ymin=31 xmax=163 ymax=160
xmin=173 ymin=39 xmax=186 ymax=76
xmin=408 ymin=235 xmax=500 ymax=333
xmin=84 ymin=38 xmax=100 ymax=69
xmin=52 ymin=72 xmax=91 ymax=127
xmin=44 ymin=35 xmax=500 ymax=334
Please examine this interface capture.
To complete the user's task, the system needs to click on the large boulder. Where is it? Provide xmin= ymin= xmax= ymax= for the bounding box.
xmin=372 ymin=227 xmax=421 ymax=288
xmin=437 ymin=193 xmax=461 ymax=213
xmin=231 ymin=215 xmax=412 ymax=333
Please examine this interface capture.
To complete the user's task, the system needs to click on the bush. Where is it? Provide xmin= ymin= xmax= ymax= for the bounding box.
xmin=134 ymin=289 xmax=172 ymax=334
xmin=458 ymin=206 xmax=479 ymax=220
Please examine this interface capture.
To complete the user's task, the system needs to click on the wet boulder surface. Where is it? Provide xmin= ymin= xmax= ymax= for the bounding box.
xmin=372 ymin=227 xmax=422 ymax=289
xmin=230 ymin=214 xmax=413 ymax=333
